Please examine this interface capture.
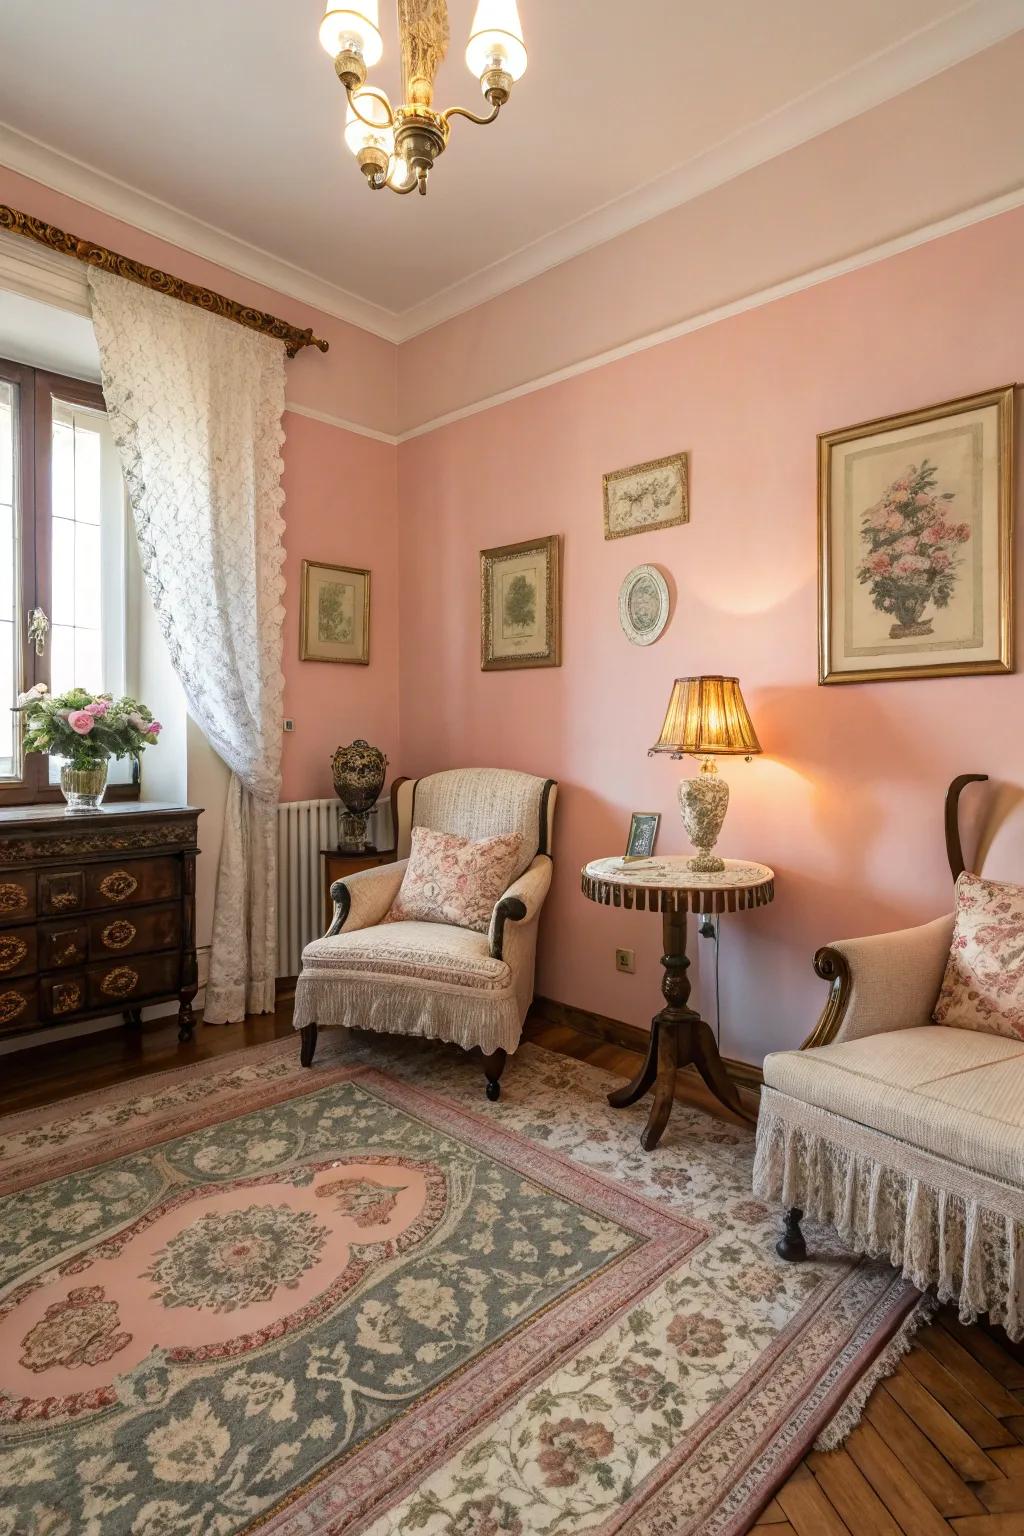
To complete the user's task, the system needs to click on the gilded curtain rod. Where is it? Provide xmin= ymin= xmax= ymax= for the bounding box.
xmin=0 ymin=205 xmax=329 ymax=358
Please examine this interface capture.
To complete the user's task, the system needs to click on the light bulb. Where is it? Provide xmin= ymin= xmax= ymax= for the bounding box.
xmin=465 ymin=0 xmax=527 ymax=83
xmin=320 ymin=2 xmax=383 ymax=68
xmin=344 ymin=87 xmax=395 ymax=158
xmin=387 ymin=156 xmax=414 ymax=190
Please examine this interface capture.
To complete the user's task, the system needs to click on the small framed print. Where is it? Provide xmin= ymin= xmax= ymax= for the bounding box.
xmin=819 ymin=386 xmax=1014 ymax=684
xmin=603 ymin=452 xmax=689 ymax=540
xmin=481 ymin=535 xmax=561 ymax=671
xmin=300 ymin=560 xmax=370 ymax=665
xmin=624 ymin=811 xmax=660 ymax=862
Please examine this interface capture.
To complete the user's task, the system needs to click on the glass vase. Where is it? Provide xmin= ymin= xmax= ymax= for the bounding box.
xmin=59 ymin=760 xmax=109 ymax=814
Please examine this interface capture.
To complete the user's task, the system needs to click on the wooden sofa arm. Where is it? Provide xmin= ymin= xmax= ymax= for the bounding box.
xmin=803 ymin=913 xmax=954 ymax=1049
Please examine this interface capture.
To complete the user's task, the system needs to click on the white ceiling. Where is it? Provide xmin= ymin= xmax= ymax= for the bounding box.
xmin=0 ymin=0 xmax=1020 ymax=339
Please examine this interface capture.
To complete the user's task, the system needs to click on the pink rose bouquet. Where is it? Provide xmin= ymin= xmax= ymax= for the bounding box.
xmin=16 ymin=688 xmax=163 ymax=771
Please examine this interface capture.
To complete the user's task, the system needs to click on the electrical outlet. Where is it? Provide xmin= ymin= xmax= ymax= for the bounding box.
xmin=615 ymin=947 xmax=635 ymax=974
xmin=283 ymin=719 xmax=295 ymax=733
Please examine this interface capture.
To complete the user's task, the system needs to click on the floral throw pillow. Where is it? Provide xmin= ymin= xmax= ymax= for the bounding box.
xmin=387 ymin=826 xmax=523 ymax=933
xmin=932 ymin=872 xmax=1024 ymax=1040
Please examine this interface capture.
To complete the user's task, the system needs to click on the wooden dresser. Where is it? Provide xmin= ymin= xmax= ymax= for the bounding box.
xmin=0 ymin=802 xmax=201 ymax=1046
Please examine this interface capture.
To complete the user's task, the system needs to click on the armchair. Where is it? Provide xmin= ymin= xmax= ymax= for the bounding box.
xmin=753 ymin=775 xmax=1024 ymax=1340
xmin=294 ymin=767 xmax=557 ymax=1098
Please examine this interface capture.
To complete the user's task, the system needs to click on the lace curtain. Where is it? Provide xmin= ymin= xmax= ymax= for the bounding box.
xmin=88 ymin=270 xmax=286 ymax=1021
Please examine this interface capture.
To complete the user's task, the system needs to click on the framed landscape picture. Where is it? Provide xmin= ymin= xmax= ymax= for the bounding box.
xmin=818 ymin=386 xmax=1014 ymax=684
xmin=300 ymin=560 xmax=370 ymax=665
xmin=481 ymin=535 xmax=561 ymax=671
xmin=603 ymin=451 xmax=689 ymax=540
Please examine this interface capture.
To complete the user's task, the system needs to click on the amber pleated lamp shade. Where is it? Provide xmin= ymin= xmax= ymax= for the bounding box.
xmin=650 ymin=676 xmax=762 ymax=757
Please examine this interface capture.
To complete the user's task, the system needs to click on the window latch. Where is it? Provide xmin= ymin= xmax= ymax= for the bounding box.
xmin=27 ymin=608 xmax=49 ymax=657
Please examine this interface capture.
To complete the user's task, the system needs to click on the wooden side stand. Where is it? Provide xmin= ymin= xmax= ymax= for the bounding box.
xmin=581 ymin=855 xmax=774 ymax=1151
xmin=608 ymin=905 xmax=754 ymax=1150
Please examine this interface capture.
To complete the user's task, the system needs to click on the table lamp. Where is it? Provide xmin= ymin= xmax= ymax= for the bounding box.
xmin=649 ymin=676 xmax=761 ymax=872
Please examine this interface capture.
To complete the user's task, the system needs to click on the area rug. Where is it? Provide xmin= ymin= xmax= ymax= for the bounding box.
xmin=0 ymin=1034 xmax=922 ymax=1535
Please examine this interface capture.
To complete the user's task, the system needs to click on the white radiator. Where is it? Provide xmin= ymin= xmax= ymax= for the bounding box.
xmin=275 ymin=797 xmax=393 ymax=977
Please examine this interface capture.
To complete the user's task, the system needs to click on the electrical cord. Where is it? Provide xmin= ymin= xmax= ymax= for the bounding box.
xmin=698 ymin=913 xmax=722 ymax=1048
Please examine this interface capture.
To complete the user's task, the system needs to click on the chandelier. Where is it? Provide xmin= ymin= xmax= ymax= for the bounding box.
xmin=319 ymin=0 xmax=527 ymax=197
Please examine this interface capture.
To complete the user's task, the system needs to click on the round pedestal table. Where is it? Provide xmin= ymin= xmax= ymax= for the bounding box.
xmin=581 ymin=856 xmax=775 ymax=1150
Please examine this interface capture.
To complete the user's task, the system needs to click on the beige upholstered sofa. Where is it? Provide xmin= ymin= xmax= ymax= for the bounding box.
xmin=294 ymin=767 xmax=557 ymax=1097
xmin=754 ymin=775 xmax=1024 ymax=1340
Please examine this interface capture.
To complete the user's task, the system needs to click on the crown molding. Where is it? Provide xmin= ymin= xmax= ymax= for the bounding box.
xmin=392 ymin=0 xmax=1024 ymax=340
xmin=396 ymin=186 xmax=1024 ymax=441
xmin=0 ymin=124 xmax=404 ymax=342
xmin=284 ymin=401 xmax=398 ymax=445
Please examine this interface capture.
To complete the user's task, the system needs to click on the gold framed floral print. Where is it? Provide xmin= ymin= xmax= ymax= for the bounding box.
xmin=300 ymin=561 xmax=370 ymax=665
xmin=603 ymin=452 xmax=689 ymax=540
xmin=481 ymin=535 xmax=561 ymax=671
xmin=818 ymin=386 xmax=1014 ymax=684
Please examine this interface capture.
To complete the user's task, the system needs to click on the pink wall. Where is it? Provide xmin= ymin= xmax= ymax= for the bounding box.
xmin=280 ymin=412 xmax=399 ymax=800
xmin=397 ymin=205 xmax=1024 ymax=1062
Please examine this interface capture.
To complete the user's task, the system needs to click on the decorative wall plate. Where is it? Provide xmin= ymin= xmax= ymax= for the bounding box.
xmin=618 ymin=565 xmax=670 ymax=646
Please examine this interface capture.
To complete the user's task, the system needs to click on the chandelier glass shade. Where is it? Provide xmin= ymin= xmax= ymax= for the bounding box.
xmin=320 ymin=0 xmax=527 ymax=197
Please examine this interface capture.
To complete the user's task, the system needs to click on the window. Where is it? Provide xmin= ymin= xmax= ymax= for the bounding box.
xmin=0 ymin=357 xmax=134 ymax=803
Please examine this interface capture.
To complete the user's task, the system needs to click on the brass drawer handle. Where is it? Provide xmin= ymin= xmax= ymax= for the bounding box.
xmin=100 ymin=966 xmax=139 ymax=998
xmin=0 ymin=990 xmax=27 ymax=1024
xmin=52 ymin=982 xmax=82 ymax=1015
xmin=100 ymin=871 xmax=139 ymax=903
xmin=102 ymin=919 xmax=137 ymax=951
xmin=0 ymin=883 xmax=28 ymax=913
xmin=0 ymin=936 xmax=28 ymax=972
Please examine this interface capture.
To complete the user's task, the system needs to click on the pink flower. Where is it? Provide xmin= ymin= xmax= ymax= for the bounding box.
xmin=147 ymin=721 xmax=162 ymax=737
xmin=866 ymin=552 xmax=892 ymax=574
xmin=931 ymin=550 xmax=952 ymax=571
xmin=67 ymin=711 xmax=95 ymax=735
xmin=896 ymin=536 xmax=917 ymax=553
xmin=84 ymin=700 xmax=109 ymax=717
xmin=953 ymin=522 xmax=971 ymax=543
xmin=882 ymin=511 xmax=904 ymax=531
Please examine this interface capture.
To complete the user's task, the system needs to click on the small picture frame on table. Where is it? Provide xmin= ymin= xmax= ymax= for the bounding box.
xmin=624 ymin=811 xmax=660 ymax=862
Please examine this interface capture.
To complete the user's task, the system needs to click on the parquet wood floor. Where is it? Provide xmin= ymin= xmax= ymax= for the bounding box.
xmin=3 ymin=1004 xmax=1022 ymax=1536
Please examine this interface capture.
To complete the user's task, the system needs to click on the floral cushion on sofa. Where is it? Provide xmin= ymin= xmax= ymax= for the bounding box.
xmin=387 ymin=826 xmax=522 ymax=934
xmin=933 ymin=872 xmax=1024 ymax=1040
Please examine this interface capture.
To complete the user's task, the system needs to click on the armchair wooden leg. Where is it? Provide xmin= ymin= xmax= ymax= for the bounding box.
xmin=777 ymin=1207 xmax=807 ymax=1262
xmin=300 ymin=1023 xmax=319 ymax=1068
xmin=482 ymin=1048 xmax=507 ymax=1101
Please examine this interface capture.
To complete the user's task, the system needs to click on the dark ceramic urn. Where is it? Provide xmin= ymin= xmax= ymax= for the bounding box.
xmin=330 ymin=739 xmax=389 ymax=851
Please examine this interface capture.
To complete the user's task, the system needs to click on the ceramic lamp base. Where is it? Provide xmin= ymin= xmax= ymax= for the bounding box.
xmin=678 ymin=759 xmax=729 ymax=872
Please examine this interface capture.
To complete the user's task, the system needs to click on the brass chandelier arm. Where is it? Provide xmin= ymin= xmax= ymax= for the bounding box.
xmin=443 ymin=100 xmax=502 ymax=128
xmin=345 ymin=83 xmax=397 ymax=129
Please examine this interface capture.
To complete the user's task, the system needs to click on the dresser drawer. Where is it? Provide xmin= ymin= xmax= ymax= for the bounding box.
xmin=86 ymin=857 xmax=181 ymax=910
xmin=38 ymin=870 xmax=86 ymax=916
xmin=0 ymin=928 xmax=36 ymax=978
xmin=86 ymin=952 xmax=180 ymax=1008
xmin=38 ymin=922 xmax=89 ymax=971
xmin=40 ymin=974 xmax=88 ymax=1020
xmin=0 ymin=978 xmax=37 ymax=1033
xmin=89 ymin=906 xmax=181 ymax=959
xmin=0 ymin=872 xmax=36 ymax=923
